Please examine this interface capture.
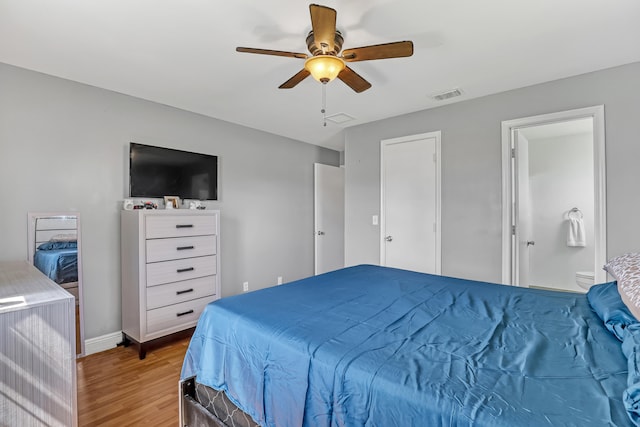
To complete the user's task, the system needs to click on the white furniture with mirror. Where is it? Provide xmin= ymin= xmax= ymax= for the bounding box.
xmin=27 ymin=212 xmax=85 ymax=356
xmin=121 ymin=209 xmax=220 ymax=359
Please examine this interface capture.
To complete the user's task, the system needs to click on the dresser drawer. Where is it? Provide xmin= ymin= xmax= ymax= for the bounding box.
xmin=146 ymin=214 xmax=217 ymax=239
xmin=146 ymin=276 xmax=216 ymax=310
xmin=146 ymin=255 xmax=217 ymax=287
xmin=146 ymin=235 xmax=216 ymax=263
xmin=146 ymin=296 xmax=214 ymax=335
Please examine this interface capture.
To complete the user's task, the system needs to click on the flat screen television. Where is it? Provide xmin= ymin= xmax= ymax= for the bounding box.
xmin=129 ymin=143 xmax=218 ymax=200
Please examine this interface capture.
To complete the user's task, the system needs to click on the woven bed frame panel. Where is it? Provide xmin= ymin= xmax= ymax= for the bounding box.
xmin=183 ymin=395 xmax=226 ymax=427
xmin=187 ymin=381 xmax=260 ymax=427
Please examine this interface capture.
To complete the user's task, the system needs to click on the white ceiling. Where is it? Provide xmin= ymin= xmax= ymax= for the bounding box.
xmin=1 ymin=1 xmax=639 ymax=151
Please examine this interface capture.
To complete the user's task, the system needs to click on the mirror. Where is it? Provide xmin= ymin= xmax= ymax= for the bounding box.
xmin=27 ymin=212 xmax=85 ymax=356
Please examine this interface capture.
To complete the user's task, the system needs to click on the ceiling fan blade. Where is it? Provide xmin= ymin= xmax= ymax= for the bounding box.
xmin=309 ymin=4 xmax=337 ymax=53
xmin=337 ymin=66 xmax=372 ymax=93
xmin=342 ymin=41 xmax=414 ymax=62
xmin=236 ymin=47 xmax=307 ymax=59
xmin=279 ymin=69 xmax=311 ymax=89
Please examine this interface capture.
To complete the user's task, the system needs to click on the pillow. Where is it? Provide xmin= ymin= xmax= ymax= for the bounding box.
xmin=587 ymin=281 xmax=638 ymax=341
xmin=38 ymin=240 xmax=77 ymax=251
xmin=604 ymin=253 xmax=640 ymax=321
xmin=50 ymin=233 xmax=77 ymax=242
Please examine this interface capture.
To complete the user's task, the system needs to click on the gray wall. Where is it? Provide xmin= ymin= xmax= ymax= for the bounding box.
xmin=344 ymin=62 xmax=640 ymax=283
xmin=0 ymin=63 xmax=339 ymax=340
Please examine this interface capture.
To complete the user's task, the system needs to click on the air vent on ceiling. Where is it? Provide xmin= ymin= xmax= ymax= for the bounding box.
xmin=325 ymin=113 xmax=355 ymax=124
xmin=431 ymin=88 xmax=463 ymax=101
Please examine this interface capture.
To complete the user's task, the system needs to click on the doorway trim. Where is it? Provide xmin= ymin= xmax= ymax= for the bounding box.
xmin=501 ymin=105 xmax=606 ymax=285
xmin=380 ymin=131 xmax=442 ymax=274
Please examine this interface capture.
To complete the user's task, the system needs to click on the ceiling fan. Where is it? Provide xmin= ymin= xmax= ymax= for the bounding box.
xmin=236 ymin=4 xmax=414 ymax=93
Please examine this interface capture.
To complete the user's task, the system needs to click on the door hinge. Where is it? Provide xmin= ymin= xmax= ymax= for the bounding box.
xmin=511 ymin=148 xmax=515 ymax=158
xmin=512 ymin=225 xmax=516 ymax=235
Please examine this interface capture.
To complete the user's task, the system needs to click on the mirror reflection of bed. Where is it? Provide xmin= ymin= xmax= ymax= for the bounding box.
xmin=27 ymin=212 xmax=85 ymax=356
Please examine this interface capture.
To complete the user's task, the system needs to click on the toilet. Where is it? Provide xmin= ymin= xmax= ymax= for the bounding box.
xmin=576 ymin=271 xmax=595 ymax=290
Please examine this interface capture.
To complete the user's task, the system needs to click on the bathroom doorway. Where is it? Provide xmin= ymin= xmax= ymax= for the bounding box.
xmin=501 ymin=106 xmax=606 ymax=292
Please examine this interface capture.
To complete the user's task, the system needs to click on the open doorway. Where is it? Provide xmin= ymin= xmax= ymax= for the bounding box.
xmin=501 ymin=106 xmax=606 ymax=292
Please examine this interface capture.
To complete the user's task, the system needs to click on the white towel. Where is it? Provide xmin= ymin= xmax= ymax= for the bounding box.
xmin=567 ymin=217 xmax=586 ymax=247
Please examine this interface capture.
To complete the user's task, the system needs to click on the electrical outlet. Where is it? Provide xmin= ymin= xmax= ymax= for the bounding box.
xmin=243 ymin=281 xmax=249 ymax=292
xmin=277 ymin=276 xmax=283 ymax=285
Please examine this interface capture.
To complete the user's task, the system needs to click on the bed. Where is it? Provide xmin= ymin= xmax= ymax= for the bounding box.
xmin=180 ymin=262 xmax=640 ymax=426
xmin=34 ymin=243 xmax=78 ymax=284
xmin=31 ymin=216 xmax=78 ymax=285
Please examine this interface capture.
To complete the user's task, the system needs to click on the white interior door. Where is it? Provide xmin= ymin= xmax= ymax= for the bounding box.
xmin=381 ymin=132 xmax=441 ymax=274
xmin=314 ymin=163 xmax=345 ymax=275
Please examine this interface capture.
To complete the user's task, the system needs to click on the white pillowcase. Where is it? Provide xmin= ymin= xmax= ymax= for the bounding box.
xmin=51 ymin=233 xmax=77 ymax=242
xmin=604 ymin=253 xmax=640 ymax=320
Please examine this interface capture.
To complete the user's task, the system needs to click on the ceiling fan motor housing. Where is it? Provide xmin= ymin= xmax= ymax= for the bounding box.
xmin=306 ymin=30 xmax=344 ymax=56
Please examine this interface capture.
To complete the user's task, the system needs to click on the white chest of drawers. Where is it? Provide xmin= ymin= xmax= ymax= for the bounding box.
xmin=120 ymin=209 xmax=220 ymax=359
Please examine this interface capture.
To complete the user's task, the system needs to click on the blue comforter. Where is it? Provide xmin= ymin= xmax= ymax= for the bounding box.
xmin=182 ymin=265 xmax=630 ymax=426
xmin=34 ymin=248 xmax=78 ymax=284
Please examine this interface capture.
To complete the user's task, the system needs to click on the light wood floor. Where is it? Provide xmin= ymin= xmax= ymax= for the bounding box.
xmin=76 ymin=337 xmax=191 ymax=426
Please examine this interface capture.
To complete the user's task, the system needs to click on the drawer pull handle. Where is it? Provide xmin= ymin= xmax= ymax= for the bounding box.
xmin=176 ymin=267 xmax=195 ymax=273
xmin=176 ymin=288 xmax=194 ymax=295
xmin=177 ymin=245 xmax=195 ymax=251
xmin=176 ymin=309 xmax=194 ymax=317
xmin=176 ymin=224 xmax=194 ymax=229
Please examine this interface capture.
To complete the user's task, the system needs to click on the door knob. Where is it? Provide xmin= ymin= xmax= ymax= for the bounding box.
xmin=317 ymin=231 xmax=325 ymax=236
xmin=527 ymin=240 xmax=535 ymax=246
xmin=385 ymin=236 xmax=393 ymax=242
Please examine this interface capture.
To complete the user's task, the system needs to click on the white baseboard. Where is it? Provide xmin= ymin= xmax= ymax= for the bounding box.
xmin=84 ymin=331 xmax=122 ymax=356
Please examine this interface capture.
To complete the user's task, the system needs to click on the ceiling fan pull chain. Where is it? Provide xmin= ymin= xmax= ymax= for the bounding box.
xmin=321 ymin=83 xmax=327 ymax=127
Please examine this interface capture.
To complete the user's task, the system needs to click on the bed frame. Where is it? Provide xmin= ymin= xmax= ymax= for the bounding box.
xmin=180 ymin=378 xmax=258 ymax=427
xmin=28 ymin=215 xmax=78 ymax=263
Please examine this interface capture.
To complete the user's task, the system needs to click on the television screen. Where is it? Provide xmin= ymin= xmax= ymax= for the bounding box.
xmin=129 ymin=143 xmax=218 ymax=200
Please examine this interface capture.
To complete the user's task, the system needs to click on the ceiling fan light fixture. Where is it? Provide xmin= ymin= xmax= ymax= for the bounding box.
xmin=237 ymin=5 xmax=412 ymax=92
xmin=304 ymin=55 xmax=345 ymax=83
